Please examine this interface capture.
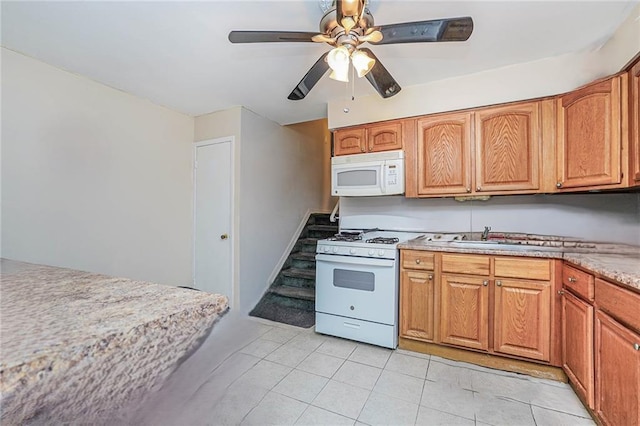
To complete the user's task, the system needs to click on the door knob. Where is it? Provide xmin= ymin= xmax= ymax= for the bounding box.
xmin=220 ymin=234 xmax=229 ymax=240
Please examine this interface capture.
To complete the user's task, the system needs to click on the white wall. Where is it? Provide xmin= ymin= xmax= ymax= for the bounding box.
xmin=1 ymin=48 xmax=195 ymax=286
xmin=339 ymin=194 xmax=640 ymax=246
xmin=328 ymin=3 xmax=640 ymax=129
xmin=194 ymin=108 xmax=327 ymax=313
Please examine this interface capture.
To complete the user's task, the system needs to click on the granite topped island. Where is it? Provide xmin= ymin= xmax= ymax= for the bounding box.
xmin=0 ymin=259 xmax=229 ymax=424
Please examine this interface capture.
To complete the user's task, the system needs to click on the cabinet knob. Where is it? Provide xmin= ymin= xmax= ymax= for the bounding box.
xmin=476 ymin=186 xmax=481 ymax=191
xmin=558 ymin=289 xmax=565 ymax=295
xmin=634 ymin=343 xmax=640 ymax=351
xmin=466 ymin=187 xmax=471 ymax=193
xmin=482 ymin=280 xmax=489 ymax=286
xmin=496 ymin=280 xmax=502 ymax=287
xmin=361 ymin=147 xmax=366 ymax=152
xmin=568 ymin=277 xmax=577 ymax=283
xmin=556 ymin=182 xmax=563 ymax=188
xmin=428 ymin=274 xmax=433 ymax=280
xmin=415 ymin=259 xmax=421 ymax=264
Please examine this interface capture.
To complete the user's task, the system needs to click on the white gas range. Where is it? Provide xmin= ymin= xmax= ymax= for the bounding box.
xmin=315 ymin=227 xmax=463 ymax=349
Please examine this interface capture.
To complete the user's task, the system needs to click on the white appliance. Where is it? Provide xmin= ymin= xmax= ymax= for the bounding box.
xmin=331 ymin=150 xmax=405 ymax=197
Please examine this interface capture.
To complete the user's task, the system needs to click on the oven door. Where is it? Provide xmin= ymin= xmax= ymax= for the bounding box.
xmin=315 ymin=254 xmax=398 ymax=325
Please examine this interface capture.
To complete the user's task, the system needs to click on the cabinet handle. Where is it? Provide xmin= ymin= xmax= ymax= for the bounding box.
xmin=568 ymin=277 xmax=577 ymax=283
xmin=558 ymin=289 xmax=565 ymax=295
xmin=556 ymin=182 xmax=563 ymax=188
xmin=415 ymin=259 xmax=421 ymax=264
xmin=483 ymin=280 xmax=489 ymax=286
xmin=496 ymin=280 xmax=502 ymax=287
xmin=634 ymin=343 xmax=640 ymax=351
xmin=466 ymin=187 xmax=471 ymax=193
xmin=361 ymin=147 xmax=366 ymax=152
xmin=428 ymin=274 xmax=433 ymax=280
xmin=476 ymin=186 xmax=481 ymax=191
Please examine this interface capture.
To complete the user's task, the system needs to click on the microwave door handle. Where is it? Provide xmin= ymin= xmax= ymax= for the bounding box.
xmin=381 ymin=163 xmax=386 ymax=193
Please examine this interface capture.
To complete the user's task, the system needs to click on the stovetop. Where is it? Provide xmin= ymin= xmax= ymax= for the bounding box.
xmin=317 ymin=230 xmax=465 ymax=259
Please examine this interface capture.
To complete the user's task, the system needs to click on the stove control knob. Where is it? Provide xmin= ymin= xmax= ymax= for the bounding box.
xmin=332 ymin=247 xmax=339 ymax=253
xmin=378 ymin=250 xmax=385 ymax=256
xmin=368 ymin=249 xmax=375 ymax=256
xmin=323 ymin=246 xmax=330 ymax=253
xmin=349 ymin=249 xmax=356 ymax=254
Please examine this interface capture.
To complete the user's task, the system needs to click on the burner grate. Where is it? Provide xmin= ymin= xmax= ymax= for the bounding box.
xmin=328 ymin=232 xmax=363 ymax=242
xmin=365 ymin=237 xmax=400 ymax=244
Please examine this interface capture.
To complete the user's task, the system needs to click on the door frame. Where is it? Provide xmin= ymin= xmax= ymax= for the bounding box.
xmin=192 ymin=136 xmax=236 ymax=307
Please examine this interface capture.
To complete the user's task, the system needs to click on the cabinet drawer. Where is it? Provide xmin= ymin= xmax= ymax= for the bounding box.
xmin=494 ymin=257 xmax=551 ymax=281
xmin=402 ymin=251 xmax=435 ymax=270
xmin=442 ymin=254 xmax=489 ymax=275
xmin=595 ymin=278 xmax=640 ymax=333
xmin=563 ymin=264 xmax=595 ymax=301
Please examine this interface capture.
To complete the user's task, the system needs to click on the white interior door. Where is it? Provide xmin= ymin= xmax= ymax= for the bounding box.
xmin=194 ymin=139 xmax=232 ymax=300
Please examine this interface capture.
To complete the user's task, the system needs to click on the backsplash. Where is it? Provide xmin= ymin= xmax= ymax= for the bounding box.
xmin=339 ymin=193 xmax=640 ymax=246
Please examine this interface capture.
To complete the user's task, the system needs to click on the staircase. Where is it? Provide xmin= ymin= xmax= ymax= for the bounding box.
xmin=249 ymin=213 xmax=338 ymax=328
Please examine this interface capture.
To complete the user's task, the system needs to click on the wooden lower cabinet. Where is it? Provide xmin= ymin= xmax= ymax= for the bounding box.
xmin=595 ymin=310 xmax=640 ymax=426
xmin=562 ymin=290 xmax=594 ymax=408
xmin=400 ymin=270 xmax=435 ymax=341
xmin=440 ymin=274 xmax=489 ymax=351
xmin=494 ymin=278 xmax=551 ymax=361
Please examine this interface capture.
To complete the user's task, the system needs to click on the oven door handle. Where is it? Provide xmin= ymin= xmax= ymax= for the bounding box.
xmin=316 ymin=254 xmax=395 ymax=267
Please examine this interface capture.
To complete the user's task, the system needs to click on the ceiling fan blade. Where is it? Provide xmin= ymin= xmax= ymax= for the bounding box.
xmin=358 ymin=48 xmax=401 ymax=99
xmin=228 ymin=31 xmax=318 ymax=43
xmin=371 ymin=17 xmax=473 ymax=45
xmin=288 ymin=52 xmax=330 ymax=101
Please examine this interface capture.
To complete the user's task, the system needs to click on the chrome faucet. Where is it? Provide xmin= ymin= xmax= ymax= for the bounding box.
xmin=481 ymin=226 xmax=492 ymax=241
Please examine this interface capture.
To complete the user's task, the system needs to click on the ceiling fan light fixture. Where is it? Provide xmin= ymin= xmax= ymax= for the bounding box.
xmin=327 ymin=45 xmax=351 ymax=82
xmin=351 ymin=49 xmax=375 ymax=77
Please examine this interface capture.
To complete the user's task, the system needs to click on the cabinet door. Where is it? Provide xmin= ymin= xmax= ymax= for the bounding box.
xmin=440 ymin=274 xmax=489 ymax=351
xmin=400 ymin=270 xmax=435 ymax=341
xmin=366 ymin=121 xmax=403 ymax=153
xmin=562 ymin=291 xmax=594 ymax=409
xmin=475 ymin=102 xmax=541 ymax=192
xmin=334 ymin=128 xmax=366 ymax=155
xmin=595 ymin=311 xmax=640 ymax=426
xmin=416 ymin=112 xmax=472 ymax=195
xmin=631 ymin=61 xmax=640 ymax=183
xmin=494 ymin=278 xmax=551 ymax=361
xmin=556 ymin=76 xmax=622 ymax=189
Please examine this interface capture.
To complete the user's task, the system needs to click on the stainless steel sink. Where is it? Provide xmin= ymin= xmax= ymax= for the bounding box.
xmin=450 ymin=240 xmax=564 ymax=252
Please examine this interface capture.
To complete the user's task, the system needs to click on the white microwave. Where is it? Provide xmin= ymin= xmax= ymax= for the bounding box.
xmin=331 ymin=150 xmax=405 ymax=196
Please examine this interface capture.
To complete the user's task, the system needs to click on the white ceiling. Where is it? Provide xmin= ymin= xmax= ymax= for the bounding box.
xmin=1 ymin=1 xmax=638 ymax=125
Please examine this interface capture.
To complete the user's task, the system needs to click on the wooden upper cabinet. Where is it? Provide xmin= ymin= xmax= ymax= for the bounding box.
xmin=556 ymin=75 xmax=623 ymax=189
xmin=475 ymin=102 xmax=541 ymax=192
xmin=493 ymin=278 xmax=551 ymax=362
xmin=630 ymin=60 xmax=640 ymax=183
xmin=333 ymin=121 xmax=403 ymax=156
xmin=416 ymin=112 xmax=472 ymax=195
xmin=334 ymin=127 xmax=366 ymax=155
xmin=366 ymin=121 xmax=403 ymax=153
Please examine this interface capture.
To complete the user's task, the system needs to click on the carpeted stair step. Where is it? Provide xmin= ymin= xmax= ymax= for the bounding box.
xmin=290 ymin=252 xmax=317 ymax=269
xmin=249 ymin=293 xmax=315 ymax=328
xmin=269 ymin=285 xmax=315 ymax=301
xmin=280 ymin=268 xmax=316 ymax=288
xmin=307 ymin=224 xmax=339 ymax=239
xmin=295 ymin=238 xmax=322 ymax=253
xmin=281 ymin=268 xmax=316 ymax=280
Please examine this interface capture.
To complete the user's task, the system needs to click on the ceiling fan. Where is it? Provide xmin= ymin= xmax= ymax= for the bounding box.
xmin=228 ymin=0 xmax=473 ymax=101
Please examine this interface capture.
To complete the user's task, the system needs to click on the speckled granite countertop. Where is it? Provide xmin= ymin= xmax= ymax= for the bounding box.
xmin=0 ymin=259 xmax=229 ymax=424
xmin=399 ymin=236 xmax=640 ymax=292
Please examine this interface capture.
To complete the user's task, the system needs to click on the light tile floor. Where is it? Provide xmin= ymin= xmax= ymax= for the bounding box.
xmin=132 ymin=312 xmax=595 ymax=426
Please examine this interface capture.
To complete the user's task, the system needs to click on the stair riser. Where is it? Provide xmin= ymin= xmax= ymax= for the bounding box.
xmin=267 ymin=293 xmax=315 ymax=310
xmin=278 ymin=276 xmax=316 ymax=289
xmin=311 ymin=215 xmax=336 ymax=226
xmin=295 ymin=242 xmax=318 ymax=254
xmin=307 ymin=230 xmax=338 ymax=239
xmin=290 ymin=258 xmax=316 ymax=269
